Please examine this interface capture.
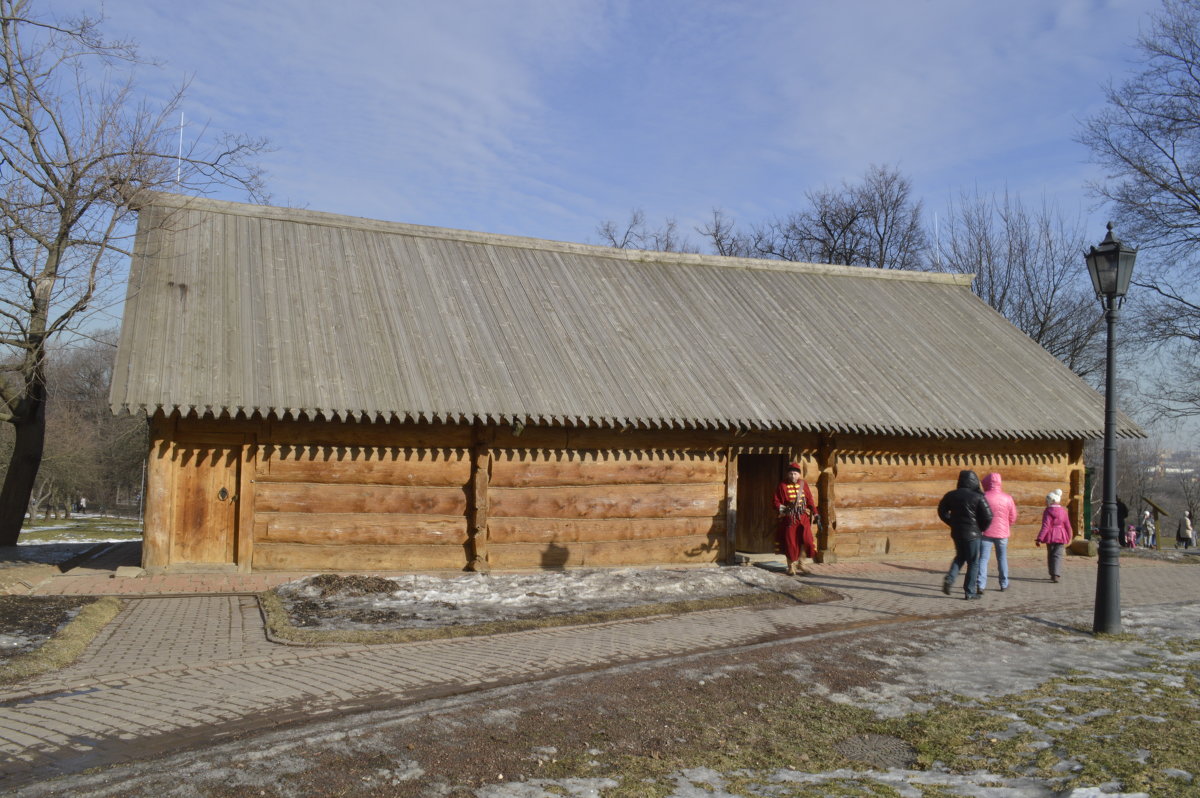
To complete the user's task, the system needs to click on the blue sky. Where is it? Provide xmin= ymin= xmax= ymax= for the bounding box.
xmin=57 ymin=0 xmax=1158 ymax=247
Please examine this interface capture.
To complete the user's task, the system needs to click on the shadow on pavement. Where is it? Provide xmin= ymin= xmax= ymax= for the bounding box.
xmin=800 ymin=573 xmax=945 ymax=601
xmin=0 ymin=543 xmax=107 ymax=569
xmin=61 ymin=540 xmax=141 ymax=573
xmin=0 ymin=541 xmax=141 ymax=574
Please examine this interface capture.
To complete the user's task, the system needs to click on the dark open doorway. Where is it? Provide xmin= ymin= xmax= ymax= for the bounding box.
xmin=735 ymin=453 xmax=787 ymax=553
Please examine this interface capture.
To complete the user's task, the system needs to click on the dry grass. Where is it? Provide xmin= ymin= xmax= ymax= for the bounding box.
xmin=0 ymin=596 xmax=122 ymax=684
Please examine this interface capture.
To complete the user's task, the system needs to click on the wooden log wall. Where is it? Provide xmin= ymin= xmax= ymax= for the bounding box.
xmin=251 ymin=442 xmax=472 ymax=570
xmin=484 ymin=448 xmax=727 ymax=569
xmin=144 ymin=414 xmax=1085 ymax=571
xmin=829 ymin=436 xmax=1077 ymax=559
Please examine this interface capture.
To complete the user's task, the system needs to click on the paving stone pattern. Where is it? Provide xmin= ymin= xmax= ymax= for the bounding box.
xmin=0 ymin=555 xmax=1196 ymax=786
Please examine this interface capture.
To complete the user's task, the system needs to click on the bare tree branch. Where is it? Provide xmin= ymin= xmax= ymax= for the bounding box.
xmin=741 ymin=164 xmax=927 ymax=268
xmin=932 ymin=190 xmax=1105 ymax=380
xmin=1080 ymin=0 xmax=1200 ymax=260
xmin=595 ymin=208 xmax=698 ymax=253
xmin=1079 ymin=0 xmax=1200 ymax=415
xmin=0 ymin=0 xmax=269 ymax=543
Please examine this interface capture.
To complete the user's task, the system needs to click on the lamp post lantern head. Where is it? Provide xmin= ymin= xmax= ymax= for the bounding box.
xmin=1086 ymin=222 xmax=1137 ymax=300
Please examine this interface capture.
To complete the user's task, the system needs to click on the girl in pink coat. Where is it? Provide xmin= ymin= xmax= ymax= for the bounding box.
xmin=1035 ymin=489 xmax=1073 ymax=583
xmin=978 ymin=472 xmax=1018 ymax=593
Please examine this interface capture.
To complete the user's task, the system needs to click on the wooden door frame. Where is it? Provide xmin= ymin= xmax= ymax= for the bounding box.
xmin=725 ymin=449 xmax=736 ymax=563
xmin=732 ymin=452 xmax=788 ymax=555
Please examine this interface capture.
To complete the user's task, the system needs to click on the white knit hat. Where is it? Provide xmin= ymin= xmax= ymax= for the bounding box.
xmin=1046 ymin=489 xmax=1063 ymax=505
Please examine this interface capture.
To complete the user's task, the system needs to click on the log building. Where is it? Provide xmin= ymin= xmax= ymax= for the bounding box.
xmin=110 ymin=193 xmax=1140 ymax=573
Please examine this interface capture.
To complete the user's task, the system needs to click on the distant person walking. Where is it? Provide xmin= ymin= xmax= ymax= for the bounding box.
xmin=937 ymin=470 xmax=992 ymax=600
xmin=1036 ymin=489 xmax=1073 ymax=583
xmin=977 ymin=472 xmax=1017 ymax=594
xmin=1176 ymin=510 xmax=1194 ymax=550
xmin=773 ymin=462 xmax=817 ymax=576
xmin=1138 ymin=510 xmax=1156 ymax=549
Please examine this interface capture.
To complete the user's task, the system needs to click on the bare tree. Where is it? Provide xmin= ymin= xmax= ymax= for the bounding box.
xmin=697 ymin=208 xmax=757 ymax=258
xmin=595 ymin=209 xmax=698 ymax=253
xmin=0 ymin=331 xmax=145 ymax=522
xmin=1080 ymin=0 xmax=1200 ymax=261
xmin=1115 ymin=436 xmax=1166 ymax=521
xmin=0 ymin=1 xmax=268 ymax=545
xmin=707 ymin=165 xmax=926 ymax=268
xmin=1175 ymin=467 xmax=1200 ymax=523
xmin=603 ymin=165 xmax=926 ymax=270
xmin=856 ymin=164 xmax=927 ymax=270
xmin=1078 ymin=0 xmax=1200 ymax=415
xmin=934 ymin=191 xmax=1105 ymax=380
xmin=41 ymin=332 xmax=145 ymax=512
xmin=755 ymin=185 xmax=868 ymax=265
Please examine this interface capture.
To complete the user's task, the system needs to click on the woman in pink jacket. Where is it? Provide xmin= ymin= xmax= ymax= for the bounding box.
xmin=977 ymin=473 xmax=1018 ymax=593
xmin=1036 ymin=489 xmax=1073 ymax=583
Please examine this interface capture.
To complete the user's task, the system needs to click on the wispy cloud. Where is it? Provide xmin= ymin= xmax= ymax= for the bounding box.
xmin=734 ymin=0 xmax=1154 ymax=210
xmin=52 ymin=0 xmax=1158 ymax=241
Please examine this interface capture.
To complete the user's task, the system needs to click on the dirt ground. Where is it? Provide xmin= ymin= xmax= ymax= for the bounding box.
xmin=5 ymin=551 xmax=1200 ymax=796
xmin=14 ymin=601 xmax=1200 ymax=797
xmin=0 ymin=596 xmax=94 ymax=660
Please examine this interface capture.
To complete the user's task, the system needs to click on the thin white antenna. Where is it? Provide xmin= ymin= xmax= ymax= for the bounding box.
xmin=176 ymin=111 xmax=184 ymax=185
xmin=934 ymin=211 xmax=941 ymax=270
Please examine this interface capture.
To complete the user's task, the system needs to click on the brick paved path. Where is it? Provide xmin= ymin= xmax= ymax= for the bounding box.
xmin=1 ymin=553 xmax=1197 ymax=787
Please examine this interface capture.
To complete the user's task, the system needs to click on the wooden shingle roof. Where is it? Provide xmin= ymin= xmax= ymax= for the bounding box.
xmin=110 ymin=193 xmax=1138 ymax=440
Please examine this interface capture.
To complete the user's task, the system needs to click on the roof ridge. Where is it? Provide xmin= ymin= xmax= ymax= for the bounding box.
xmin=137 ymin=191 xmax=973 ymax=286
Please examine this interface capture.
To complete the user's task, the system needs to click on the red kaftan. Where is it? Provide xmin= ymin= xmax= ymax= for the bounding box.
xmin=773 ymin=479 xmax=816 ymax=562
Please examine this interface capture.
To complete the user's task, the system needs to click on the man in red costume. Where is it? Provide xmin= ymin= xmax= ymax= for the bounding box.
xmin=774 ymin=462 xmax=817 ymax=575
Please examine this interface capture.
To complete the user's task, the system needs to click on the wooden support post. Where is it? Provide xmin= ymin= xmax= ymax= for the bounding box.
xmin=725 ymin=448 xmax=738 ymax=564
xmin=1068 ymin=439 xmax=1085 ymax=540
xmin=142 ymin=413 xmax=175 ymax=570
xmin=816 ymin=434 xmax=838 ymax=563
xmin=468 ymin=422 xmax=493 ymax=572
xmin=236 ymin=435 xmax=257 ymax=574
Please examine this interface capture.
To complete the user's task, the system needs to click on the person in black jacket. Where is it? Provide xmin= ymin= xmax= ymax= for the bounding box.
xmin=937 ymin=469 xmax=993 ymax=600
xmin=1116 ymin=498 xmax=1128 ymax=543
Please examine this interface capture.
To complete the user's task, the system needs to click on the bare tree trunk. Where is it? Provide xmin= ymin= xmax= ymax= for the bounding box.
xmin=0 ymin=388 xmax=46 ymax=545
xmin=0 ymin=3 xmax=266 ymax=544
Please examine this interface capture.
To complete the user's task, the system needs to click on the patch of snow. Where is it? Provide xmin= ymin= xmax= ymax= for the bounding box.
xmin=668 ymin=767 xmax=733 ymax=797
xmin=474 ymin=777 xmax=618 ymax=797
xmin=753 ymin=766 xmax=1151 ymax=796
xmin=277 ymin=567 xmax=801 ymax=630
xmin=478 ymin=708 xmax=522 ymax=729
xmin=19 ymin=535 xmax=140 ymax=545
xmin=17 ymin=597 xmax=1199 ymax=798
xmin=806 ymin=603 xmax=1200 ymax=720
xmin=374 ymin=761 xmax=423 ymax=784
xmin=0 ymin=606 xmax=81 ymax=659
xmin=0 ymin=632 xmax=41 ymax=655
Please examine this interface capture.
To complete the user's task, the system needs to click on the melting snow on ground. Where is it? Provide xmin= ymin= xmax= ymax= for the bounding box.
xmin=12 ymin=574 xmax=1199 ymax=797
xmin=276 ymin=566 xmax=803 ymax=629
xmin=473 ymin=603 xmax=1200 ymax=798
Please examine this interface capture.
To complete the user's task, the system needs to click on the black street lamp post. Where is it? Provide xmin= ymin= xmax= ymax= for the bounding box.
xmin=1085 ymin=222 xmax=1136 ymax=635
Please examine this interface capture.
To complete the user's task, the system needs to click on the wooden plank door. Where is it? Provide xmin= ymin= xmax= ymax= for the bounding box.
xmin=171 ymin=440 xmax=241 ymax=565
xmin=735 ymin=454 xmax=786 ymax=553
